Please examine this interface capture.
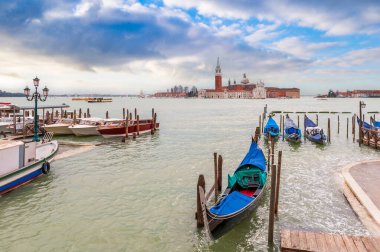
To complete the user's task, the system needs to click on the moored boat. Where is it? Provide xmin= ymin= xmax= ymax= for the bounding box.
xmin=304 ymin=115 xmax=326 ymax=144
xmin=68 ymin=117 xmax=104 ymax=136
xmin=44 ymin=118 xmax=75 ymax=135
xmin=0 ymin=138 xmax=59 ymax=194
xmin=97 ymin=119 xmax=159 ymax=138
xmin=264 ymin=116 xmax=279 ymax=139
xmin=198 ymin=139 xmax=267 ymax=239
xmin=87 ymin=98 xmax=113 ymax=103
xmin=285 ymin=114 xmax=302 ymax=143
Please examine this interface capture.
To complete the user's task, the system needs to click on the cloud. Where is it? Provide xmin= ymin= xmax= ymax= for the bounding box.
xmin=272 ymin=37 xmax=342 ymax=59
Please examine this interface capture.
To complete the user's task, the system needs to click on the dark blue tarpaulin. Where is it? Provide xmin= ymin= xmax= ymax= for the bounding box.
xmin=285 ymin=116 xmax=301 ymax=135
xmin=236 ymin=141 xmax=266 ymax=172
xmin=304 ymin=116 xmax=317 ymax=127
xmin=357 ymin=116 xmax=372 ymax=129
xmin=209 ymin=191 xmax=254 ymax=216
xmin=373 ymin=119 xmax=380 ymax=128
xmin=264 ymin=117 xmax=279 ymax=136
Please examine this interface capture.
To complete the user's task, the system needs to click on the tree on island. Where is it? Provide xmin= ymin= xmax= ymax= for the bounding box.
xmin=327 ymin=89 xmax=336 ymax=98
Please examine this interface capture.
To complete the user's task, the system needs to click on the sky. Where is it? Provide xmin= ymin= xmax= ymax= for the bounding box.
xmin=0 ymin=0 xmax=379 ymax=95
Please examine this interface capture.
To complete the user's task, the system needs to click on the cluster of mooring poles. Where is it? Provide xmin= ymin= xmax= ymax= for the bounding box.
xmin=121 ymin=108 xmax=158 ymax=142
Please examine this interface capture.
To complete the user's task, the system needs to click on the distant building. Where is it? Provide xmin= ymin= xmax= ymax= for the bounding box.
xmin=333 ymin=90 xmax=380 ymax=98
xmin=153 ymin=92 xmax=186 ymax=98
xmin=199 ymin=58 xmax=300 ymax=99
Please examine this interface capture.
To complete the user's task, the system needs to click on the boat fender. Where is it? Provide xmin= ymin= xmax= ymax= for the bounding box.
xmin=42 ymin=161 xmax=50 ymax=174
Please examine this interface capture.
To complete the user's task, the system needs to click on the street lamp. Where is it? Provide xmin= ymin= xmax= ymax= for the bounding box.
xmin=24 ymin=76 xmax=49 ymax=142
xmin=359 ymin=101 xmax=366 ymax=146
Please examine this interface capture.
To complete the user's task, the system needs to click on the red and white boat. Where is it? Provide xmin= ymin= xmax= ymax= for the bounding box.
xmin=97 ymin=119 xmax=159 ymax=138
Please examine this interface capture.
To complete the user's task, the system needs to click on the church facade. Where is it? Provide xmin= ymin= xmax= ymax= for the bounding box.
xmin=199 ymin=58 xmax=299 ymax=99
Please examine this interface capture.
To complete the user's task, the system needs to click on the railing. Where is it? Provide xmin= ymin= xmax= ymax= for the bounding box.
xmin=42 ymin=132 xmax=54 ymax=143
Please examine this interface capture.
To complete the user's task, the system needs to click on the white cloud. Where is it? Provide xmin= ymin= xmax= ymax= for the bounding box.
xmin=272 ymin=37 xmax=341 ymax=59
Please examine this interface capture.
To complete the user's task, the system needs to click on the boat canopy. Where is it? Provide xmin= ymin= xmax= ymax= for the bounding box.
xmin=285 ymin=116 xmax=301 ymax=134
xmin=236 ymin=141 xmax=266 ymax=172
xmin=264 ymin=117 xmax=279 ymax=135
xmin=357 ymin=116 xmax=372 ymax=130
xmin=304 ymin=116 xmax=317 ymax=128
xmin=209 ymin=191 xmax=254 ymax=216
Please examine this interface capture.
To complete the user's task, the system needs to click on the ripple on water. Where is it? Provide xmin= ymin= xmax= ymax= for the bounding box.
xmin=0 ymin=97 xmax=378 ymax=251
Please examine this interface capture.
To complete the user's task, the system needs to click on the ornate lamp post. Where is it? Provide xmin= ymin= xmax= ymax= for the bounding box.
xmin=24 ymin=77 xmax=49 ymax=142
xmin=359 ymin=101 xmax=366 ymax=146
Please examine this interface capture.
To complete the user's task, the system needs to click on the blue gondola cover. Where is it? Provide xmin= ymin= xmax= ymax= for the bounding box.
xmin=374 ymin=119 xmax=380 ymax=128
xmin=357 ymin=116 xmax=372 ymax=129
xmin=285 ymin=117 xmax=301 ymax=135
xmin=209 ymin=191 xmax=254 ymax=216
xmin=236 ymin=141 xmax=267 ymax=172
xmin=264 ymin=117 xmax=279 ymax=136
xmin=304 ymin=116 xmax=317 ymax=127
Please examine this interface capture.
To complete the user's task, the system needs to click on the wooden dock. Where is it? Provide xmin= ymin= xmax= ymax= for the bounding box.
xmin=281 ymin=229 xmax=380 ymax=252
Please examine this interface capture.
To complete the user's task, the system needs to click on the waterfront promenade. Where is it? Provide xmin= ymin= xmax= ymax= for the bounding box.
xmin=343 ymin=160 xmax=380 ymax=234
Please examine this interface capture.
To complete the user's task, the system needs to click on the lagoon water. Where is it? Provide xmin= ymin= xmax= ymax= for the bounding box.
xmin=1 ymin=97 xmax=379 ymax=251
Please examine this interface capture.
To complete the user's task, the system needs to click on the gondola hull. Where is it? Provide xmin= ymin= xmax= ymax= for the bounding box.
xmin=285 ymin=134 xmax=301 ymax=143
xmin=305 ymin=133 xmax=325 ymax=144
xmin=205 ymin=182 xmax=267 ymax=239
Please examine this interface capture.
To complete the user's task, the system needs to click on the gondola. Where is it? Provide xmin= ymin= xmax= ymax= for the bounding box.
xmin=199 ymin=139 xmax=267 ymax=239
xmin=284 ymin=114 xmax=301 ymax=143
xmin=264 ymin=115 xmax=279 ymax=140
xmin=304 ymin=115 xmax=326 ymax=144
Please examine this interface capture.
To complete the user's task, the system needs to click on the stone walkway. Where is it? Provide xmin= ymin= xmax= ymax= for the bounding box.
xmin=343 ymin=160 xmax=380 ymax=228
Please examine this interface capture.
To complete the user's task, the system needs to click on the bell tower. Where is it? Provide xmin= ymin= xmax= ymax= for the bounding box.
xmin=215 ymin=57 xmax=222 ymax=91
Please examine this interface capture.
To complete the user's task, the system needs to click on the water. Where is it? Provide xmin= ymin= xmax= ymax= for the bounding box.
xmin=1 ymin=97 xmax=379 ymax=251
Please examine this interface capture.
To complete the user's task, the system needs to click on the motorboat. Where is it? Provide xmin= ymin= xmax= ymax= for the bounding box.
xmin=97 ymin=119 xmax=159 ymax=138
xmin=44 ymin=118 xmax=75 ymax=135
xmin=68 ymin=117 xmax=104 ymax=136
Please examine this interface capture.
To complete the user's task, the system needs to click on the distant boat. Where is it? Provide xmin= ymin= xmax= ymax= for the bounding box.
xmin=0 ymin=138 xmax=59 ymax=194
xmin=264 ymin=116 xmax=279 ymax=139
xmin=304 ymin=115 xmax=326 ymax=144
xmin=198 ymin=139 xmax=267 ymax=239
xmin=284 ymin=115 xmax=301 ymax=143
xmin=87 ymin=98 xmax=112 ymax=103
xmin=72 ymin=97 xmax=90 ymax=101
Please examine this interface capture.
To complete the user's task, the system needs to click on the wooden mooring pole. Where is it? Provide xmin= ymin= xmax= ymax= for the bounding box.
xmin=328 ymin=118 xmax=331 ymax=143
xmin=79 ymin=108 xmax=82 ymax=118
xmin=136 ymin=115 xmax=140 ymax=136
xmin=347 ymin=117 xmax=349 ymax=139
xmin=217 ymin=155 xmax=223 ymax=193
xmin=134 ymin=108 xmax=137 ymax=120
xmin=214 ymin=152 xmax=218 ymax=203
xmin=125 ymin=113 xmax=129 ymax=139
xmin=196 ymin=174 xmax=206 ymax=227
xmin=297 ymin=115 xmax=300 ymax=128
xmin=123 ymin=108 xmax=125 ymax=119
xmin=259 ymin=115 xmax=262 ymax=134
xmin=338 ymin=115 xmax=340 ymax=134
xmin=274 ymin=151 xmax=282 ymax=216
xmin=316 ymin=114 xmax=318 ymax=125
xmin=271 ymin=135 xmax=275 ymax=166
xmin=268 ymin=164 xmax=277 ymax=245
xmin=106 ymin=111 xmax=109 ymax=119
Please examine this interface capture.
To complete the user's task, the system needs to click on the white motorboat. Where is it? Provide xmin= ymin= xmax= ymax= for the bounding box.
xmin=68 ymin=117 xmax=104 ymax=136
xmin=44 ymin=118 xmax=75 ymax=135
xmin=0 ymin=122 xmax=12 ymax=133
xmin=0 ymin=138 xmax=59 ymax=194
